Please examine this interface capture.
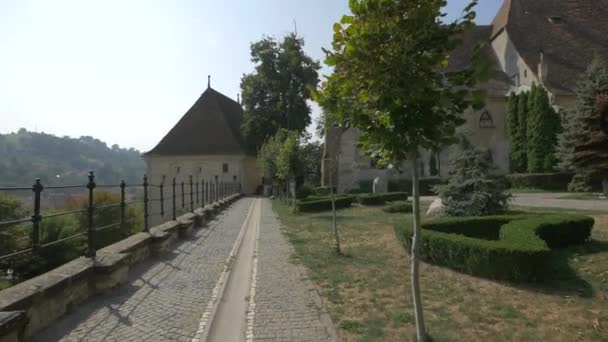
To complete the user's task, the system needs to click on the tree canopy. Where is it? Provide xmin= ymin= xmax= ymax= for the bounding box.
xmin=314 ymin=1 xmax=482 ymax=340
xmin=558 ymin=57 xmax=608 ymax=191
xmin=240 ymin=33 xmax=321 ymax=149
xmin=0 ymin=129 xmax=145 ymax=186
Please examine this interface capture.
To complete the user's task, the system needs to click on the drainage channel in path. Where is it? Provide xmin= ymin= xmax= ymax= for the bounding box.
xmin=194 ymin=198 xmax=260 ymax=342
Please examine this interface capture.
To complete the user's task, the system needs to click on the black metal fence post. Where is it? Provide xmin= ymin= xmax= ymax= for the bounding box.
xmin=143 ymin=175 xmax=149 ymax=232
xmin=189 ymin=175 xmax=194 ymax=212
xmin=160 ymin=181 xmax=165 ymax=218
xmin=86 ymin=171 xmax=96 ymax=258
xmin=196 ymin=180 xmax=199 ymax=206
xmin=120 ymin=180 xmax=126 ymax=229
xmin=172 ymin=177 xmax=177 ymax=220
xmin=181 ymin=181 xmax=185 ymax=209
xmin=31 ymin=178 xmax=43 ymax=251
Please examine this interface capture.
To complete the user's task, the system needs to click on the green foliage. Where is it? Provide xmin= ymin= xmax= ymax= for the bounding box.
xmin=506 ymin=173 xmax=574 ymax=191
xmin=295 ymin=196 xmax=356 ymax=213
xmin=515 ymin=92 xmax=529 ymax=171
xmin=527 ymin=85 xmax=561 ymax=172
xmin=0 ymin=194 xmax=28 ymax=265
xmin=559 ymin=57 xmax=608 ymax=180
xmin=240 ymin=33 xmax=321 ymax=149
xmin=314 ymin=0 xmax=483 ymax=167
xmin=394 ymin=213 xmax=594 ymax=281
xmin=382 ymin=201 xmax=413 ymax=214
xmin=68 ymin=191 xmax=143 ymax=250
xmin=567 ymin=173 xmax=594 ymax=193
xmin=507 ymin=93 xmax=527 ymax=173
xmin=0 ymin=129 xmax=144 ymax=186
xmin=276 ymin=130 xmax=303 ymax=181
xmin=12 ymin=215 xmax=85 ymax=280
xmin=387 ymin=177 xmax=442 ymax=196
xmin=300 ymin=139 xmax=323 ymax=185
xmin=296 ymin=183 xmax=314 ymax=199
xmin=357 ymin=192 xmax=409 ymax=206
xmin=434 ymin=138 xmax=510 ymax=216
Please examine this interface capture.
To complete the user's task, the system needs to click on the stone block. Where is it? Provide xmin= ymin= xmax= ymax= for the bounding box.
xmin=0 ymin=311 xmax=27 ymax=342
xmin=93 ymin=253 xmax=130 ymax=295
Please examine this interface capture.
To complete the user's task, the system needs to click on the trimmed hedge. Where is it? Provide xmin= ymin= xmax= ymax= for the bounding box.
xmin=506 ymin=173 xmax=574 ymax=191
xmin=394 ymin=213 xmax=594 ymax=281
xmin=388 ymin=177 xmax=442 ymax=195
xmin=357 ymin=192 xmax=409 ymax=206
xmin=295 ymin=196 xmax=356 ymax=213
xmin=382 ymin=201 xmax=413 ymax=213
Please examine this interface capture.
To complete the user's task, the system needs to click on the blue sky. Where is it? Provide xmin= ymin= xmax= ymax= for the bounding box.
xmin=0 ymin=0 xmax=502 ymax=151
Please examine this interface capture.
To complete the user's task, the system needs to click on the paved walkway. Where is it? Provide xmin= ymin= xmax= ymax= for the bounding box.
xmin=35 ymin=199 xmax=253 ymax=342
xmin=34 ymin=198 xmax=336 ymax=342
xmin=421 ymin=193 xmax=608 ymax=212
xmin=251 ymin=200 xmax=335 ymax=342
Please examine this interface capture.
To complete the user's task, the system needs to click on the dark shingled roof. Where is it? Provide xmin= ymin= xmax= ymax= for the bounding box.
xmin=494 ymin=0 xmax=608 ymax=95
xmin=146 ymin=88 xmax=252 ymax=156
xmin=450 ymin=0 xmax=608 ymax=96
xmin=447 ymin=25 xmax=512 ymax=96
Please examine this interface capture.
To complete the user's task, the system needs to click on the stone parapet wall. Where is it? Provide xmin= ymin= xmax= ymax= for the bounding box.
xmin=0 ymin=194 xmax=243 ymax=342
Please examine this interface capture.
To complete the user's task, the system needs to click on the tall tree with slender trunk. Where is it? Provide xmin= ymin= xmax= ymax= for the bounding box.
xmin=240 ymin=33 xmax=321 ymax=150
xmin=560 ymin=57 xmax=608 ymax=195
xmin=314 ymin=1 xmax=483 ymax=340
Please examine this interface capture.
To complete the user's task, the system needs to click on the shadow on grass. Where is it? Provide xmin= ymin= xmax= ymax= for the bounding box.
xmin=518 ymin=239 xmax=608 ymax=298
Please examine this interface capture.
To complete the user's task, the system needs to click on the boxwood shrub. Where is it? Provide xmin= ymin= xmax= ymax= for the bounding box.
xmin=295 ymin=196 xmax=356 ymax=213
xmin=356 ymin=192 xmax=408 ymax=206
xmin=394 ymin=213 xmax=594 ymax=281
xmin=382 ymin=201 xmax=413 ymax=213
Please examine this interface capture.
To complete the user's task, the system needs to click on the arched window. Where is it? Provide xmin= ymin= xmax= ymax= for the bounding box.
xmin=479 ymin=110 xmax=495 ymax=128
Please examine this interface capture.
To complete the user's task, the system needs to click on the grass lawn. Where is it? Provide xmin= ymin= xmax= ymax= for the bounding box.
xmin=272 ymin=201 xmax=608 ymax=342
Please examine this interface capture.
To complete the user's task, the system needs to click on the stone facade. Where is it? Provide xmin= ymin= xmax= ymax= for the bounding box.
xmin=145 ymin=155 xmax=259 ymax=226
xmin=323 ymin=0 xmax=593 ymax=193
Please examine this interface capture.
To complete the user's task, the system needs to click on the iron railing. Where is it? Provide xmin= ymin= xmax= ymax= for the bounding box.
xmin=0 ymin=172 xmax=241 ymax=261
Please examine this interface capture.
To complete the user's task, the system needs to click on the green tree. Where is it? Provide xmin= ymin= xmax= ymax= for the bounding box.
xmin=527 ymin=85 xmax=561 ymax=172
xmin=434 ymin=137 xmax=510 ymax=216
xmin=0 ymin=194 xmax=28 ymax=269
xmin=68 ymin=191 xmax=143 ymax=250
xmin=300 ymin=139 xmax=323 ymax=185
xmin=240 ymin=33 xmax=321 ymax=149
xmin=564 ymin=57 xmax=608 ymax=195
xmin=507 ymin=93 xmax=524 ymax=172
xmin=515 ymin=91 xmax=529 ymax=171
xmin=314 ymin=1 xmax=482 ymax=339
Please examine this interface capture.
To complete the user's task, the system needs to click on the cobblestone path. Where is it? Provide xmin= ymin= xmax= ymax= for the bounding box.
xmin=34 ymin=198 xmax=254 ymax=342
xmin=250 ymin=199 xmax=336 ymax=342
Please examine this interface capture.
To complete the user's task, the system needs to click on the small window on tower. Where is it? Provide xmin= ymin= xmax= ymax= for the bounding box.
xmin=222 ymin=163 xmax=229 ymax=173
xmin=479 ymin=110 xmax=495 ymax=128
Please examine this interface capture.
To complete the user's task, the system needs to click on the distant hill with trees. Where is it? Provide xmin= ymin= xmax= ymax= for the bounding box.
xmin=0 ymin=129 xmax=145 ymax=186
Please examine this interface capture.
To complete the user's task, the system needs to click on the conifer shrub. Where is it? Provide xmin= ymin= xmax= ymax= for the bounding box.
xmin=394 ymin=213 xmax=594 ymax=281
xmin=434 ymin=138 xmax=510 ymax=216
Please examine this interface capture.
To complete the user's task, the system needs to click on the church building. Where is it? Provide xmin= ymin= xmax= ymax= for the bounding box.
xmin=144 ymin=80 xmax=260 ymax=225
xmin=323 ymin=0 xmax=608 ymax=193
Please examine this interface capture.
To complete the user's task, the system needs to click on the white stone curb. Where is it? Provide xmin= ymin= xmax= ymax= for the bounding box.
xmin=191 ymin=199 xmax=256 ymax=342
xmin=245 ymin=204 xmax=260 ymax=342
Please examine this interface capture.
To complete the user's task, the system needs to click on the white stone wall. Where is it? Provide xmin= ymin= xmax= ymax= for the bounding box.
xmin=491 ymin=30 xmax=539 ymax=88
xmin=144 ymin=154 xmax=260 ymax=225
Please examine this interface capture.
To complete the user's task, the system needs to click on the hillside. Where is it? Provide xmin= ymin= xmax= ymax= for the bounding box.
xmin=0 ymin=129 xmax=146 ymax=187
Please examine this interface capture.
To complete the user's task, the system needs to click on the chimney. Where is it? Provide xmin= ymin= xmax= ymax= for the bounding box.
xmin=207 ymin=75 xmax=211 ymax=89
xmin=538 ymin=51 xmax=548 ymax=85
xmin=237 ymin=93 xmax=240 ymax=104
